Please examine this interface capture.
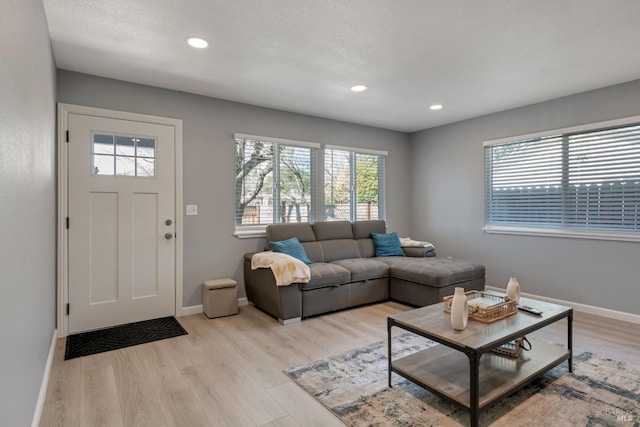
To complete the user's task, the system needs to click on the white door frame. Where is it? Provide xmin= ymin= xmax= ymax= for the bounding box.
xmin=57 ymin=103 xmax=184 ymax=338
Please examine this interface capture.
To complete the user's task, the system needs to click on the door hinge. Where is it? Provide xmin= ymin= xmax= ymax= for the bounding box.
xmin=66 ymin=130 xmax=69 ymax=143
xmin=66 ymin=217 xmax=69 ymax=229
xmin=66 ymin=303 xmax=70 ymax=315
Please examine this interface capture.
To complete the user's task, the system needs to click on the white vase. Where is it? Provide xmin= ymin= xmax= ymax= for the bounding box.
xmin=450 ymin=287 xmax=468 ymax=331
xmin=506 ymin=277 xmax=521 ymax=304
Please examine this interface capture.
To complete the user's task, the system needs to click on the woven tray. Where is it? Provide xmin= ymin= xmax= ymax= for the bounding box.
xmin=443 ymin=290 xmax=517 ymax=323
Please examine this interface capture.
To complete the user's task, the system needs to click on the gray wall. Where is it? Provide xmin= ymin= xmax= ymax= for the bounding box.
xmin=409 ymin=80 xmax=640 ymax=315
xmin=57 ymin=70 xmax=412 ymax=307
xmin=0 ymin=0 xmax=57 ymax=425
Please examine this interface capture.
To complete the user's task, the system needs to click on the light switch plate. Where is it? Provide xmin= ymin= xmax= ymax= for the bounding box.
xmin=186 ymin=204 xmax=198 ymax=216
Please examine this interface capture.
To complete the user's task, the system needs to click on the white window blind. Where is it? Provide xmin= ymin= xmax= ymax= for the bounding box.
xmin=324 ymin=147 xmax=386 ymax=221
xmin=485 ymin=121 xmax=640 ymax=236
xmin=235 ymin=135 xmax=318 ymax=228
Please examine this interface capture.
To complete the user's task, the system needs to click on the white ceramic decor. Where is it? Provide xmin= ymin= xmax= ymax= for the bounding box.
xmin=507 ymin=277 xmax=521 ymax=304
xmin=450 ymin=287 xmax=469 ymax=330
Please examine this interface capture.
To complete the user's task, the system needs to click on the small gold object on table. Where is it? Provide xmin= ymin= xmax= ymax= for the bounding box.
xmin=444 ymin=290 xmax=516 ymax=323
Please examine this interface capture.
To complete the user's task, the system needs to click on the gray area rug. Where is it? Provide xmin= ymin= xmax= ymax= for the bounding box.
xmin=286 ymin=333 xmax=639 ymax=426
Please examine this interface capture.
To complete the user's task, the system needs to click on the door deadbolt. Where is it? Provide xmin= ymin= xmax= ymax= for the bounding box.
xmin=165 ymin=219 xmax=173 ymax=226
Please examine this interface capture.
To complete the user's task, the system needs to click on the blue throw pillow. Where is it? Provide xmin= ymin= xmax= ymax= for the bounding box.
xmin=269 ymin=237 xmax=313 ymax=264
xmin=371 ymin=232 xmax=405 ymax=257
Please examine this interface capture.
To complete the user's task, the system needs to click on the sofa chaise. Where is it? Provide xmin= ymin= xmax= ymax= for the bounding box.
xmin=243 ymin=220 xmax=485 ymax=324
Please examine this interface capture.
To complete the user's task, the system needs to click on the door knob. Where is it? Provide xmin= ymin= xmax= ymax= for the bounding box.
xmin=164 ymin=232 xmax=173 ymax=240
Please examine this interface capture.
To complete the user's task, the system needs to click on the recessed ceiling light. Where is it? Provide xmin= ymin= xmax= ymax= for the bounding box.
xmin=430 ymin=104 xmax=443 ymax=110
xmin=351 ymin=85 xmax=368 ymax=92
xmin=187 ymin=37 xmax=208 ymax=49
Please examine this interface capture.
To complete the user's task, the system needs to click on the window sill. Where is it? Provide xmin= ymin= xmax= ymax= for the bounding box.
xmin=234 ymin=227 xmax=267 ymax=239
xmin=483 ymin=225 xmax=640 ymax=243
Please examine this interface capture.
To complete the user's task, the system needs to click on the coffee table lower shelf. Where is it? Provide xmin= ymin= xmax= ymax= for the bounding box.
xmin=390 ymin=338 xmax=570 ymax=410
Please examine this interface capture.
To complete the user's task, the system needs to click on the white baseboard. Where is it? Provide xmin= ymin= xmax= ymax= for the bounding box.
xmin=180 ymin=298 xmax=249 ymax=317
xmin=32 ymin=329 xmax=57 ymax=427
xmin=486 ymin=286 xmax=640 ymax=325
xmin=181 ymin=305 xmax=203 ymax=316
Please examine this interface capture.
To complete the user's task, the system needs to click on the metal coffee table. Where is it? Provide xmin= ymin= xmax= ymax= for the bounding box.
xmin=387 ymin=297 xmax=572 ymax=427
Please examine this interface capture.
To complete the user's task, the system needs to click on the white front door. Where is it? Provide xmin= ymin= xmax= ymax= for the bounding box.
xmin=67 ymin=113 xmax=176 ymax=333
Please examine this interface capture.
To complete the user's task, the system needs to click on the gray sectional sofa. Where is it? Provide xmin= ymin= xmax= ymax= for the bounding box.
xmin=243 ymin=220 xmax=485 ymax=324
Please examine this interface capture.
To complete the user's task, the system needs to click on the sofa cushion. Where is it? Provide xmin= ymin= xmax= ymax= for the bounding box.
xmin=352 ymin=220 xmax=386 ymax=238
xmin=356 ymin=238 xmax=376 ymax=258
xmin=386 ymin=257 xmax=485 ymax=287
xmin=331 ymin=258 xmax=390 ymax=281
xmin=313 ymin=220 xmax=354 ymax=240
xmin=318 ymin=239 xmax=361 ymax=262
xmin=301 ymin=241 xmax=325 ymax=263
xmin=375 ymin=256 xmax=407 ymax=266
xmin=269 ymin=237 xmax=313 ymax=264
xmin=267 ymin=223 xmax=316 ymax=243
xmin=299 ymin=263 xmax=351 ymax=290
xmin=371 ymin=232 xmax=405 ymax=257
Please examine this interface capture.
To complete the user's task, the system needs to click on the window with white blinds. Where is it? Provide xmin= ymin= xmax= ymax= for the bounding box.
xmin=485 ymin=119 xmax=640 ymax=240
xmin=324 ymin=147 xmax=386 ymax=222
xmin=235 ymin=134 xmax=318 ymax=229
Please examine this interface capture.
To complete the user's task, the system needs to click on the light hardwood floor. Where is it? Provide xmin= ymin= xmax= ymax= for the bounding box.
xmin=40 ymin=302 xmax=640 ymax=426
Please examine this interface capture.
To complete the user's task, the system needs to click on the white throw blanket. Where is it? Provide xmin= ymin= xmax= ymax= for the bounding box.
xmin=399 ymin=237 xmax=435 ymax=250
xmin=251 ymin=251 xmax=311 ymax=287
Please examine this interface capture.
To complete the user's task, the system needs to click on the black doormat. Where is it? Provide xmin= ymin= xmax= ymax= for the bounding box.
xmin=64 ymin=316 xmax=188 ymax=360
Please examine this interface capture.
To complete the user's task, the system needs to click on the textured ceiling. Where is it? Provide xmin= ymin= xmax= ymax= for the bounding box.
xmin=43 ymin=0 xmax=640 ymax=132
